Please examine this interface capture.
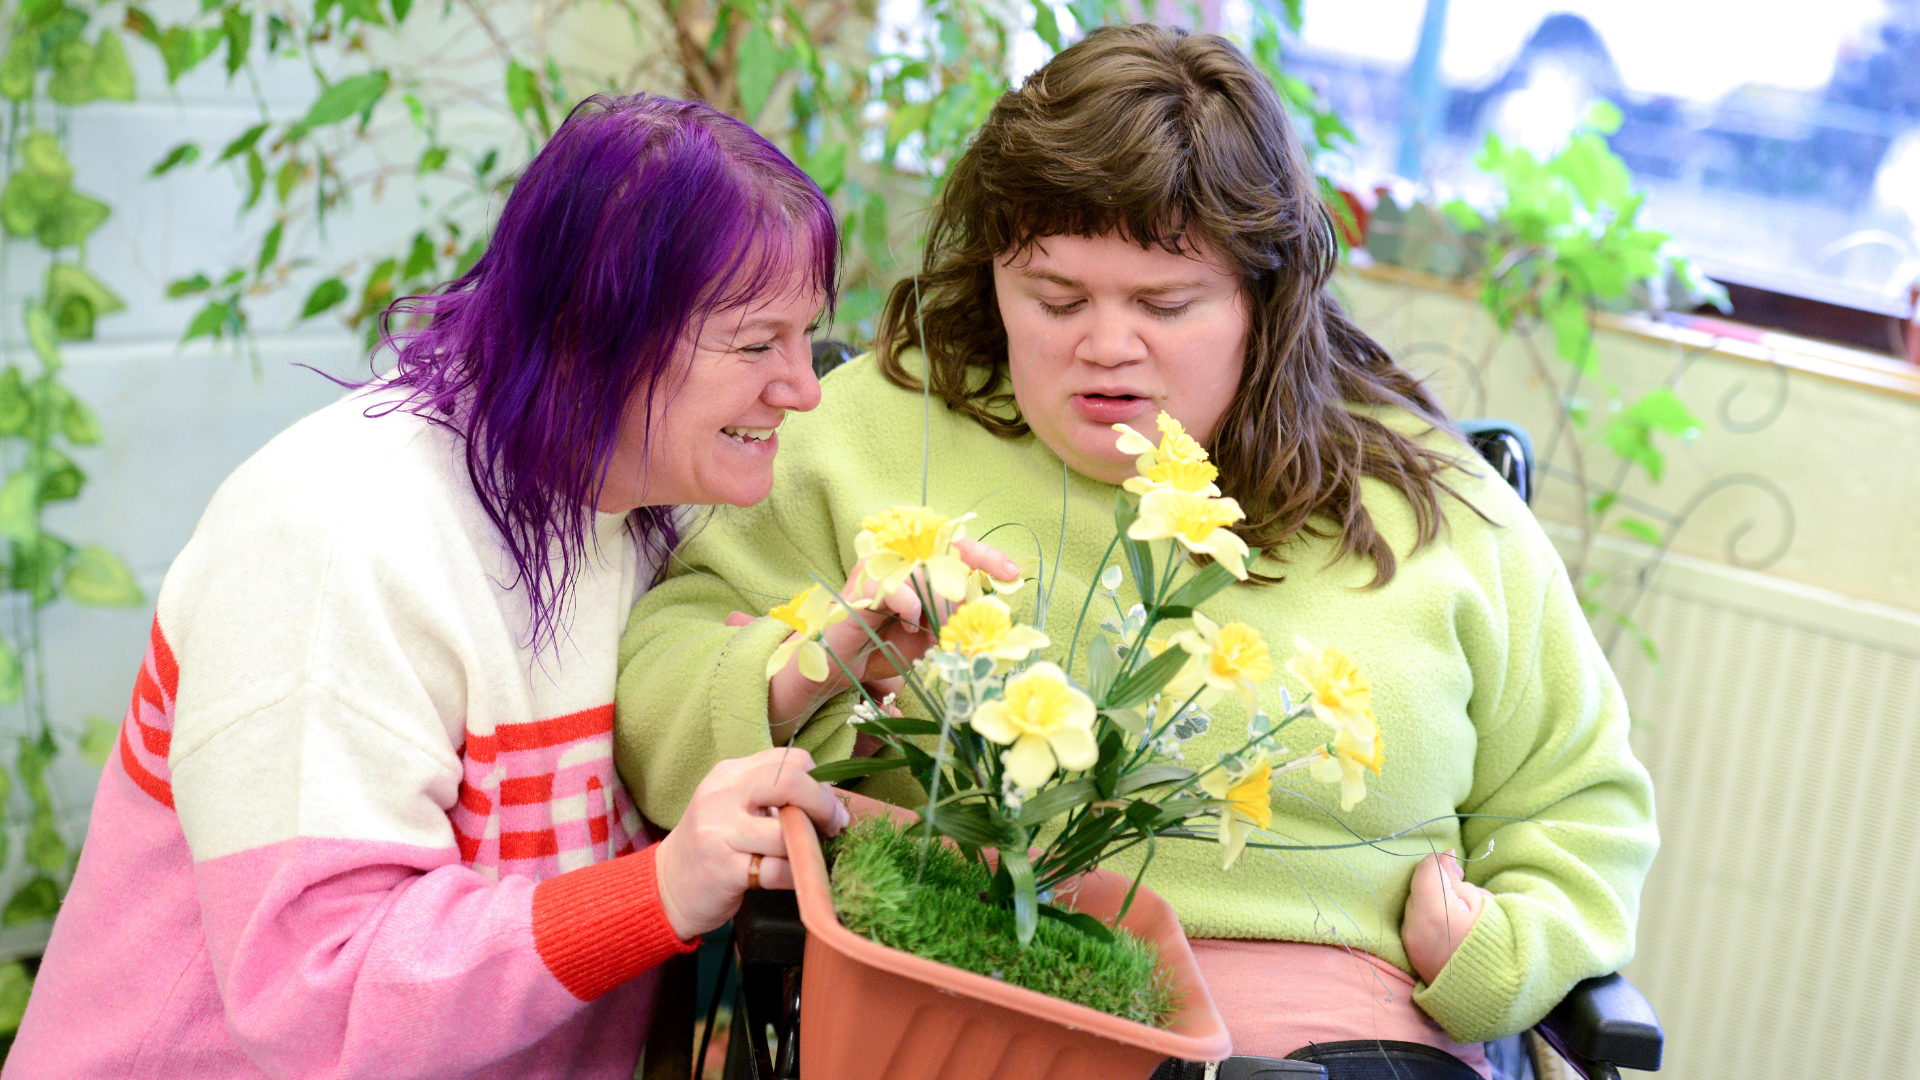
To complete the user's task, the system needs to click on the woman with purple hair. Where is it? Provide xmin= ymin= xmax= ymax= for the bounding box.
xmin=8 ymin=95 xmax=851 ymax=1080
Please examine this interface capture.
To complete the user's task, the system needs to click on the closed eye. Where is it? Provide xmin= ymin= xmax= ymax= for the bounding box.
xmin=1039 ymin=298 xmax=1085 ymax=316
xmin=1141 ymin=300 xmax=1193 ymax=318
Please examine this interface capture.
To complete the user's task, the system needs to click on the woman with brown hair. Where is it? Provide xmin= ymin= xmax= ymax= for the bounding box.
xmin=613 ymin=25 xmax=1655 ymax=1079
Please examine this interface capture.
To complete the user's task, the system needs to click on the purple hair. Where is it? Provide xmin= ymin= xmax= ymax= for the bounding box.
xmin=377 ymin=94 xmax=837 ymax=649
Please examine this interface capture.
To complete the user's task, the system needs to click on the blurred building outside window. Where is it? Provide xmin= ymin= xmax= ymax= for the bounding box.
xmin=1269 ymin=0 xmax=1920 ymax=357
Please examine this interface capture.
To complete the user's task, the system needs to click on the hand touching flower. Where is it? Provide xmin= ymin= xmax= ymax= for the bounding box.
xmin=853 ymin=506 xmax=976 ymax=603
xmin=765 ymin=585 xmax=851 ymax=682
xmin=969 ymin=662 xmax=1098 ymax=790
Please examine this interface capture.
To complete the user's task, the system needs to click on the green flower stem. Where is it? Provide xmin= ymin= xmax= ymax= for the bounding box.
xmin=1061 ymin=533 xmax=1121 ymax=675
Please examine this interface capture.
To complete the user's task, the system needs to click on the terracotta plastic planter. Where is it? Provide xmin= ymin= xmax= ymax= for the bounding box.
xmin=778 ymin=796 xmax=1232 ymax=1080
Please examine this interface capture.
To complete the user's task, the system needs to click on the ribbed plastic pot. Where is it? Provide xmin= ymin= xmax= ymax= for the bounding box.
xmin=777 ymin=796 xmax=1232 ymax=1080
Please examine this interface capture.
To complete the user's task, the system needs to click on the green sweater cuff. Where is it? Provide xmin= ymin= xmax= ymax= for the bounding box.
xmin=707 ymin=618 xmax=791 ymax=765
xmin=1412 ymin=897 xmax=1522 ymax=1043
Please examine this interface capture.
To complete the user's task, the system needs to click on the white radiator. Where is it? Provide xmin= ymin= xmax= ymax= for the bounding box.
xmin=1568 ymin=532 xmax=1920 ymax=1079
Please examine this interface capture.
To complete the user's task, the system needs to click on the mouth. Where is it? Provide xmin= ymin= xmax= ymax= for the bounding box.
xmin=722 ymin=426 xmax=777 ymax=445
xmin=1069 ymin=393 xmax=1155 ymax=425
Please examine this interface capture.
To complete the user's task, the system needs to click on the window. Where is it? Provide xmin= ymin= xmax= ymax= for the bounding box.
xmin=1285 ymin=0 xmax=1920 ymax=354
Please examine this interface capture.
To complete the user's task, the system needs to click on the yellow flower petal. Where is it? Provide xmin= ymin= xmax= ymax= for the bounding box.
xmin=1005 ymin=734 xmax=1060 ymax=789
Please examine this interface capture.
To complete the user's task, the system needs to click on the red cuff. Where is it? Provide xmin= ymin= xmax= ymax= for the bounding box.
xmin=532 ymin=844 xmax=699 ymax=1001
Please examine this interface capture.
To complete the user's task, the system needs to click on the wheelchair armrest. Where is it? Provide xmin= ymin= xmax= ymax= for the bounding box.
xmin=1535 ymin=972 xmax=1663 ymax=1073
xmin=733 ymin=888 xmax=808 ymax=967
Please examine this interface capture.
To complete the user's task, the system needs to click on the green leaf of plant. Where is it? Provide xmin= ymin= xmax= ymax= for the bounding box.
xmin=1036 ymin=902 xmax=1113 ymax=943
xmin=223 ymin=7 xmax=252 ymax=78
xmin=417 ymin=145 xmax=447 ymax=174
xmin=47 ymin=264 xmax=125 ymax=321
xmin=217 ymin=122 xmax=269 ymax=164
xmin=1160 ymin=560 xmax=1237 ymax=611
xmin=80 ymin=715 xmax=117 ymax=768
xmin=0 ymin=32 xmax=34 ymax=101
xmin=1031 ymin=0 xmax=1062 ymax=51
xmin=1107 ymin=641 xmax=1191 ymax=709
xmin=2 ymin=877 xmax=61 ymax=927
xmin=244 ymin=148 xmax=267 ymax=210
xmin=157 ymin=26 xmax=221 ymax=84
xmin=48 ymin=37 xmax=99 ymax=105
xmin=183 ymin=299 xmax=231 ymax=343
xmin=63 ymin=545 xmax=143 ymax=606
xmin=1002 ymin=845 xmax=1039 ymax=947
xmin=38 ymin=450 xmax=85 ymax=502
xmin=737 ymin=26 xmax=779 ymax=119
xmin=392 ymin=0 xmax=414 ymax=22
xmin=60 ymin=395 xmax=101 ymax=446
xmin=37 ymin=190 xmax=111 ymax=249
xmin=1624 ymin=387 xmax=1701 ymax=437
xmin=1114 ymin=763 xmax=1194 ymax=796
xmin=0 ymin=370 xmax=29 ymax=437
xmin=1087 ymin=642 xmax=1118 ymax=700
xmin=167 ymin=273 xmax=213 ymax=299
xmin=13 ymin=533 xmax=74 ymax=606
xmin=1584 ymin=98 xmax=1624 ymax=135
xmin=256 ymin=221 xmax=283 ymax=276
xmin=1544 ymin=291 xmax=1596 ymax=374
xmin=26 ymin=814 xmax=67 ymax=874
xmin=290 ymin=70 xmax=390 ymax=138
xmin=0 ymin=961 xmax=31 ymax=1035
xmin=885 ymin=100 xmax=932 ymax=152
xmin=1015 ymin=778 xmax=1098 ymax=826
xmin=504 ymin=61 xmax=549 ymax=134
xmin=300 ymin=277 xmax=348 ymax=319
xmin=802 ymin=143 xmax=846 ymax=196
xmin=917 ymin=801 xmax=1002 ymax=848
xmin=808 ymin=756 xmax=910 ymax=783
xmin=91 ymin=29 xmax=136 ymax=100
xmin=1614 ymin=516 xmax=1662 ymax=546
xmin=402 ymin=231 xmax=436 ymax=280
xmin=25 ymin=303 xmax=59 ymax=370
xmin=0 ymin=637 xmax=22 ymax=706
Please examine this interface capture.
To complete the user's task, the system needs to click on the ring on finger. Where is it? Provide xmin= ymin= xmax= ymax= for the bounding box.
xmin=747 ymin=853 xmax=763 ymax=891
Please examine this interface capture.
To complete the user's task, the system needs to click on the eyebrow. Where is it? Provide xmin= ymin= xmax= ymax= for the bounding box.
xmin=1016 ymin=267 xmax=1215 ymax=297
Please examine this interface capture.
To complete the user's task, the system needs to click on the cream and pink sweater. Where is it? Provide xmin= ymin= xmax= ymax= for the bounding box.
xmin=6 ymin=387 xmax=694 ymax=1080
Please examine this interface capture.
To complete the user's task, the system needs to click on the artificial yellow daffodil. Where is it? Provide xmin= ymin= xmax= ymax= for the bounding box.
xmin=1308 ymin=726 xmax=1385 ymax=811
xmin=1200 ymin=753 xmax=1273 ymax=869
xmin=1123 ymin=455 xmax=1222 ymax=497
xmin=1127 ymin=488 xmax=1251 ymax=579
xmin=764 ymin=585 xmax=851 ymax=682
xmin=853 ymin=506 xmax=976 ymax=603
xmin=963 ymin=555 xmax=1040 ymax=602
xmin=1113 ymin=411 xmax=1210 ymax=476
xmin=1166 ymin=613 xmax=1273 ymax=710
xmin=969 ymin=662 xmax=1098 ymax=790
xmin=939 ymin=596 xmax=1050 ymax=668
xmin=1285 ymin=637 xmax=1378 ymax=747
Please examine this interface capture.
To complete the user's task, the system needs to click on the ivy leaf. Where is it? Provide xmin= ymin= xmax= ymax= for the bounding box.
xmin=14 ymin=534 xmax=74 ymax=606
xmin=0 ymin=370 xmax=29 ymax=436
xmin=1544 ymin=291 xmax=1595 ymax=374
xmin=736 ymin=26 xmax=779 ymax=120
xmin=48 ymin=37 xmax=100 ymax=105
xmin=391 ymin=0 xmax=413 ymax=22
xmin=150 ymin=142 xmax=202 ymax=178
xmin=1614 ymin=517 xmax=1662 ymax=547
xmin=182 ymin=299 xmax=235 ymax=343
xmin=25 ymin=303 xmax=60 ymax=370
xmin=288 ymin=70 xmax=391 ymax=138
xmin=244 ymin=148 xmax=267 ymax=210
xmin=802 ymin=143 xmax=846 ymax=196
xmin=417 ymin=145 xmax=447 ymax=174
xmin=217 ymin=122 xmax=269 ymax=164
xmin=2 ymin=877 xmax=61 ymax=927
xmin=38 ymin=190 xmax=111 ymax=249
xmin=222 ymin=7 xmax=251 ymax=78
xmin=62 ymin=545 xmax=144 ymax=606
xmin=274 ymin=157 xmax=304 ymax=204
xmin=300 ymin=277 xmax=348 ymax=319
xmin=0 ymin=961 xmax=31 ymax=1035
xmin=157 ymin=26 xmax=222 ymax=84
xmin=1623 ymin=387 xmax=1701 ymax=438
xmin=167 ymin=273 xmax=212 ymax=298
xmin=39 ymin=450 xmax=86 ymax=503
xmin=401 ymin=231 xmax=435 ymax=280
xmin=0 ymin=32 xmax=34 ymax=101
xmin=26 ymin=814 xmax=67 ymax=874
xmin=91 ymin=30 xmax=136 ymax=100
xmin=256 ymin=221 xmax=283 ymax=275
xmin=80 ymin=716 xmax=118 ymax=768
xmin=504 ymin=61 xmax=549 ymax=134
xmin=0 ymin=637 xmax=21 ymax=706
xmin=1031 ymin=0 xmax=1063 ymax=51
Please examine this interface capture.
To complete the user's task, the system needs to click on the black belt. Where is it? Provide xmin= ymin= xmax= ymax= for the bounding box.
xmin=1155 ymin=1040 xmax=1483 ymax=1080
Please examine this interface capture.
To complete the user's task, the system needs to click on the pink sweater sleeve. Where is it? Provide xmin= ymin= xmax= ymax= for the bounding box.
xmin=193 ymin=836 xmax=695 ymax=1078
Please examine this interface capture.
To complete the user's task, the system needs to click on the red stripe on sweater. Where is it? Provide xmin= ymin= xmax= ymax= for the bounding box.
xmin=494 ymin=706 xmax=613 ymax=754
xmin=150 ymin=618 xmax=179 ymax=697
xmin=498 ymin=830 xmax=559 ymax=860
xmin=139 ymin=719 xmax=170 ymax=758
xmin=463 ymin=731 xmax=497 ymax=765
xmin=532 ymin=845 xmax=696 ymax=1001
xmin=457 ymin=783 xmax=491 ymax=816
xmin=118 ymin=721 xmax=173 ymax=809
xmin=499 ymin=774 xmax=553 ymax=805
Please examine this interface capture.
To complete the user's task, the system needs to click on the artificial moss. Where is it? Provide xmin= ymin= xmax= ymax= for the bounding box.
xmin=827 ymin=816 xmax=1178 ymax=1027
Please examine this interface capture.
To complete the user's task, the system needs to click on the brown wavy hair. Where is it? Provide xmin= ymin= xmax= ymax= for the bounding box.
xmin=875 ymin=24 xmax=1474 ymax=586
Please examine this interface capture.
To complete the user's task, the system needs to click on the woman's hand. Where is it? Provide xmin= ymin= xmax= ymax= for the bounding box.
xmin=766 ymin=539 xmax=1020 ymax=737
xmin=1401 ymin=850 xmax=1494 ymax=984
xmin=651 ymin=747 xmax=848 ymax=940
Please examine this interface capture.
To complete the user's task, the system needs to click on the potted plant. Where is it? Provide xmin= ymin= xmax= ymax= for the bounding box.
xmin=768 ymin=415 xmax=1391 ymax=1079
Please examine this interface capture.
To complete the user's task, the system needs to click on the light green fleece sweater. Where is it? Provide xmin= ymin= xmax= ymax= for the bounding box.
xmin=614 ymin=353 xmax=1657 ymax=1043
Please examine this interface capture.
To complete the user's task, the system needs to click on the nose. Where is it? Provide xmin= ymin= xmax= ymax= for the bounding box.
xmin=1074 ymin=306 xmax=1148 ymax=368
xmin=764 ymin=341 xmax=822 ymax=413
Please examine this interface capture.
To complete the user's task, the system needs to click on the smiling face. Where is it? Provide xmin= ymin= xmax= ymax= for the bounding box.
xmin=596 ymin=266 xmax=825 ymax=512
xmin=992 ymin=232 xmax=1250 ymax=486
